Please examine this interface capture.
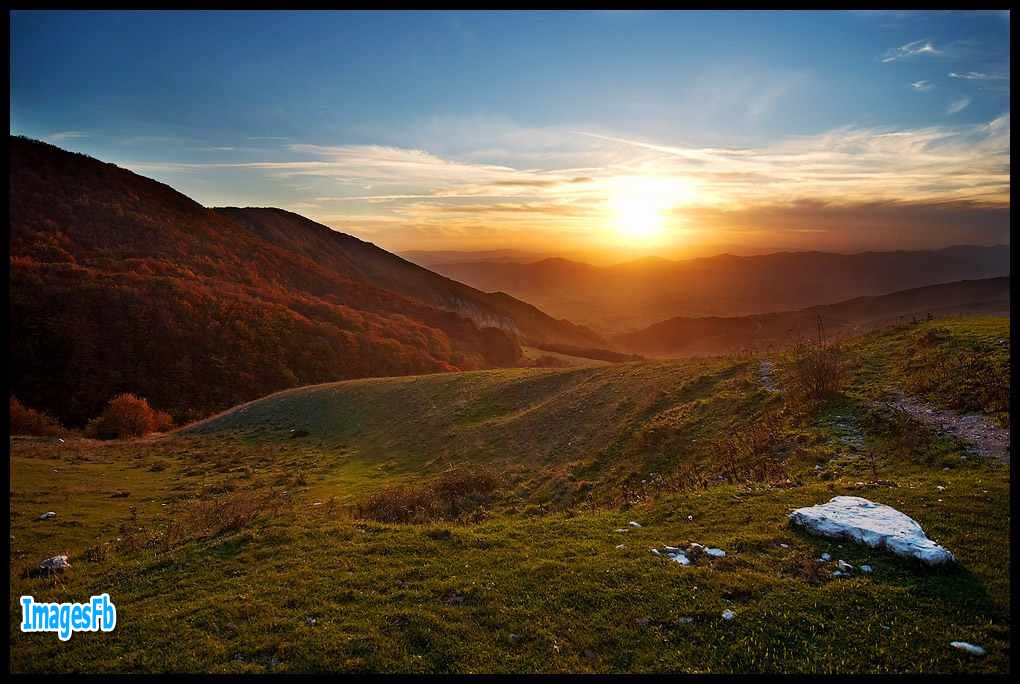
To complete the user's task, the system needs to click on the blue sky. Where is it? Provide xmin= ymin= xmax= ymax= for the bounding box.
xmin=9 ymin=10 xmax=1011 ymax=255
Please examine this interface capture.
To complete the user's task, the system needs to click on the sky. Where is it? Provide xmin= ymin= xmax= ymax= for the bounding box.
xmin=9 ymin=10 xmax=1011 ymax=258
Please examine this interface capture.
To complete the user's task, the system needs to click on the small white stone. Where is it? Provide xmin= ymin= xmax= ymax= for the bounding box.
xmin=779 ymin=543 xmax=789 ymax=549
xmin=615 ymin=544 xmax=626 ymax=550
xmin=950 ymin=641 xmax=985 ymax=656
xmin=705 ymin=548 xmax=726 ymax=558
xmin=687 ymin=515 xmax=693 ymax=521
xmin=836 ymin=560 xmax=853 ymax=572
xmin=820 ymin=552 xmax=832 ymax=561
xmin=37 ymin=512 xmax=56 ymax=521
xmin=936 ymin=486 xmax=945 ymax=491
xmin=628 ymin=521 xmax=642 ymax=528
xmin=649 ymin=548 xmax=661 ymax=555
xmin=859 ymin=565 xmax=873 ymax=573
xmin=721 ymin=609 xmax=735 ymax=621
xmin=40 ymin=555 xmax=70 ymax=571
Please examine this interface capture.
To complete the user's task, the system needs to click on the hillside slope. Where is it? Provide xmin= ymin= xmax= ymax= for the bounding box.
xmin=614 ymin=277 xmax=1010 ymax=357
xmin=8 ymin=137 xmax=596 ymax=425
xmin=427 ymin=247 xmax=1009 ymax=332
xmin=10 ymin=317 xmax=1009 ymax=673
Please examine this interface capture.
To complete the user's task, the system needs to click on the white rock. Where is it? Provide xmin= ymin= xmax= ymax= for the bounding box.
xmin=836 ymin=560 xmax=853 ymax=572
xmin=721 ymin=609 xmax=735 ymax=621
xmin=614 ymin=528 xmax=630 ymax=533
xmin=820 ymin=552 xmax=832 ymax=561
xmin=689 ymin=542 xmax=704 ymax=551
xmin=705 ymin=548 xmax=726 ymax=558
xmin=859 ymin=564 xmax=873 ymax=573
xmin=667 ymin=551 xmax=691 ymax=566
xmin=789 ymin=496 xmax=954 ymax=566
xmin=649 ymin=548 xmax=661 ymax=556
xmin=615 ymin=544 xmax=626 ymax=550
xmin=40 ymin=555 xmax=70 ymax=571
xmin=950 ymin=641 xmax=985 ymax=656
xmin=37 ymin=512 xmax=56 ymax=521
xmin=687 ymin=515 xmax=693 ymax=521
xmin=779 ymin=543 xmax=790 ymax=549
xmin=831 ymin=570 xmax=848 ymax=578
xmin=628 ymin=521 xmax=642 ymax=528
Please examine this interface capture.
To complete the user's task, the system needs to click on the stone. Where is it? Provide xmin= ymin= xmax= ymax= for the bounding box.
xmin=628 ymin=521 xmax=642 ymax=528
xmin=859 ymin=565 xmax=873 ymax=573
xmin=37 ymin=512 xmax=56 ymax=521
xmin=705 ymin=548 xmax=726 ymax=558
xmin=40 ymin=555 xmax=70 ymax=572
xmin=789 ymin=496 xmax=954 ymax=566
xmin=950 ymin=641 xmax=985 ymax=656
xmin=721 ymin=609 xmax=735 ymax=621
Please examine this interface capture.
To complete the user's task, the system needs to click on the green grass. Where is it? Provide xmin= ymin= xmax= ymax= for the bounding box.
xmin=8 ymin=317 xmax=1010 ymax=673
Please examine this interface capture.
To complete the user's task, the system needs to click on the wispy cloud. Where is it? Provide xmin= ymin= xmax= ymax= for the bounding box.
xmin=882 ymin=39 xmax=940 ymax=63
xmin=116 ymin=115 xmax=1010 ymax=250
xmin=911 ymin=80 xmax=934 ymax=91
xmin=44 ymin=131 xmax=87 ymax=143
xmin=948 ymin=97 xmax=972 ymax=114
xmin=949 ymin=71 xmax=1008 ymax=81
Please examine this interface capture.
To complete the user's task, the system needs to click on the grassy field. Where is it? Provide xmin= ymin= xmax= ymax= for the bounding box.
xmin=8 ymin=317 xmax=1010 ymax=673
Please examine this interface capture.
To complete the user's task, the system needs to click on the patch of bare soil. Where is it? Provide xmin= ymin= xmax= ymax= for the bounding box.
xmin=888 ymin=393 xmax=1010 ymax=463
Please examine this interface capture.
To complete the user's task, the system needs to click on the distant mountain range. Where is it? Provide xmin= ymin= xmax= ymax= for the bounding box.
xmin=427 ymin=246 xmax=1009 ymax=333
xmin=9 ymin=137 xmax=601 ymax=425
xmin=613 ymin=277 xmax=1010 ymax=357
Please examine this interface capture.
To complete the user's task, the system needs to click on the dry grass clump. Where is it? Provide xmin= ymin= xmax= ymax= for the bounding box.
xmin=354 ymin=469 xmax=499 ymax=524
xmin=781 ymin=329 xmax=846 ymax=412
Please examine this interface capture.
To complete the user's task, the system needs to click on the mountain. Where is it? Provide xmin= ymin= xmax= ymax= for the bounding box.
xmin=429 ymin=247 xmax=1010 ymax=333
xmin=613 ymin=277 xmax=1010 ymax=357
xmin=8 ymin=136 xmax=601 ymax=425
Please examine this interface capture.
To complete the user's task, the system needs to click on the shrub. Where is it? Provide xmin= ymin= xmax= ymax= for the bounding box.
xmin=10 ymin=397 xmax=64 ymax=436
xmin=782 ymin=341 xmax=845 ymax=411
xmin=85 ymin=393 xmax=174 ymax=439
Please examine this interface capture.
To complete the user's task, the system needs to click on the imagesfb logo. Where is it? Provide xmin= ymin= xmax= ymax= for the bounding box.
xmin=20 ymin=594 xmax=117 ymax=641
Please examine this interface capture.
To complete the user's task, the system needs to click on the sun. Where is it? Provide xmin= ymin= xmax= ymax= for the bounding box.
xmin=607 ymin=176 xmax=691 ymax=244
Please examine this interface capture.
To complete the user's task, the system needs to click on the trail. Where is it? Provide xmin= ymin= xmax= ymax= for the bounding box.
xmin=886 ymin=393 xmax=1010 ymax=464
xmin=758 ymin=360 xmax=779 ymax=393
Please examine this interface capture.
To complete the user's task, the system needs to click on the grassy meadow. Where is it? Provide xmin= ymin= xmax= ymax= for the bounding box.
xmin=8 ymin=317 xmax=1010 ymax=673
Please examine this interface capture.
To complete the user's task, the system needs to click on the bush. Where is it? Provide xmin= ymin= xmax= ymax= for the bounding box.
xmin=85 ymin=393 xmax=174 ymax=439
xmin=10 ymin=397 xmax=64 ymax=436
xmin=782 ymin=342 xmax=845 ymax=410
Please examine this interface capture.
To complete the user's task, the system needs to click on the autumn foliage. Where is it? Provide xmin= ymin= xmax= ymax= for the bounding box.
xmin=10 ymin=397 xmax=64 ymax=436
xmin=9 ymin=136 xmax=530 ymax=425
xmin=85 ymin=393 xmax=174 ymax=439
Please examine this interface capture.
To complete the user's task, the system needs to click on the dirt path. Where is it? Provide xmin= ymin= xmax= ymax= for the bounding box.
xmin=886 ymin=393 xmax=1010 ymax=463
xmin=759 ymin=360 xmax=779 ymax=393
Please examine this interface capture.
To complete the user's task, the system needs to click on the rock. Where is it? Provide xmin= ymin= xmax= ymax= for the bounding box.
xmin=950 ymin=641 xmax=985 ymax=656
xmin=650 ymin=548 xmax=661 ymax=556
xmin=689 ymin=542 xmax=704 ymax=551
xmin=667 ymin=551 xmax=691 ymax=565
xmin=779 ymin=543 xmax=789 ymax=549
xmin=721 ymin=609 xmax=735 ymax=621
xmin=628 ymin=521 xmax=642 ymax=528
xmin=820 ymin=552 xmax=832 ymax=561
xmin=305 ymin=616 xmax=317 ymax=625
xmin=40 ymin=555 xmax=70 ymax=572
xmin=836 ymin=560 xmax=853 ymax=572
xmin=859 ymin=564 xmax=873 ymax=573
xmin=615 ymin=544 xmax=626 ymax=550
xmin=831 ymin=570 xmax=848 ymax=578
xmin=789 ymin=496 xmax=954 ymax=566
xmin=37 ymin=512 xmax=56 ymax=521
xmin=705 ymin=548 xmax=726 ymax=558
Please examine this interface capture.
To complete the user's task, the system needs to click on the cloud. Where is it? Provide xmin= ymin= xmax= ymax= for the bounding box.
xmin=911 ymin=80 xmax=934 ymax=92
xmin=882 ymin=40 xmax=941 ymax=63
xmin=44 ymin=131 xmax=87 ymax=143
xmin=114 ymin=115 xmax=1010 ymax=251
xmin=948 ymin=97 xmax=972 ymax=114
xmin=949 ymin=71 xmax=1008 ymax=81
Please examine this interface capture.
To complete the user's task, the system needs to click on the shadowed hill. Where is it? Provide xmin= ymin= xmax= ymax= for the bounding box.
xmin=8 ymin=136 xmax=598 ymax=425
xmin=428 ymin=246 xmax=1009 ymax=332
xmin=613 ymin=277 xmax=1010 ymax=357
